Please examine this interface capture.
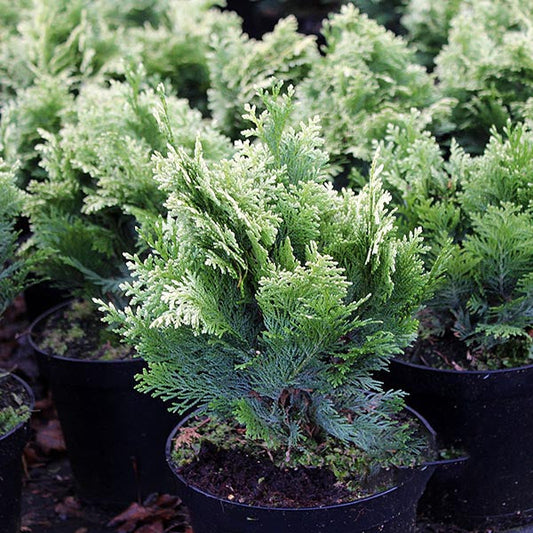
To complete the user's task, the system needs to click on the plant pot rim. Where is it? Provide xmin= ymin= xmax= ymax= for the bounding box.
xmin=0 ymin=373 xmax=34 ymax=441
xmin=28 ymin=300 xmax=141 ymax=366
xmin=165 ymin=406 xmax=437 ymax=512
xmin=392 ymin=356 xmax=533 ymax=377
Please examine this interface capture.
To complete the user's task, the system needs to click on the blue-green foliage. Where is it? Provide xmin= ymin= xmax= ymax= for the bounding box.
xmin=103 ymin=85 xmax=438 ymax=460
xmin=0 ymin=162 xmax=27 ymax=315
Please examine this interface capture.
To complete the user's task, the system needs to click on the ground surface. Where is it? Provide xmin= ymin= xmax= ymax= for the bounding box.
xmin=2 ymin=295 xmax=532 ymax=533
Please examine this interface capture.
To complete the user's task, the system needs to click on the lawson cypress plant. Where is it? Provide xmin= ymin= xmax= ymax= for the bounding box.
xmin=102 ymin=85 xmax=442 ymax=497
xmin=294 ymin=4 xmax=449 ymax=173
xmin=25 ymin=74 xmax=231 ymax=307
xmin=373 ymin=118 xmax=533 ymax=370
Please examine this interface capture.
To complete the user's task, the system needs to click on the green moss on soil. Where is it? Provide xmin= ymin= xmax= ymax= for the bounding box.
xmin=0 ymin=405 xmax=30 ymax=436
xmin=171 ymin=415 xmax=435 ymax=502
xmin=36 ymin=300 xmax=134 ymax=361
xmin=0 ymin=375 xmax=31 ymax=437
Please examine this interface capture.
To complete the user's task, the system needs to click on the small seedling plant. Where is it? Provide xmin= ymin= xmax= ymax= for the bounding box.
xmin=103 ymin=85 xmax=441 ymax=504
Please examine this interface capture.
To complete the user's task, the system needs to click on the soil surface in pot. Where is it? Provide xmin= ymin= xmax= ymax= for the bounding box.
xmin=179 ymin=440 xmax=357 ymax=507
xmin=32 ymin=300 xmax=134 ymax=361
xmin=0 ymin=373 xmax=31 ymax=436
xmin=403 ymin=332 xmax=471 ymax=371
xmin=402 ymin=331 xmax=533 ymax=372
xmin=171 ymin=414 xmax=434 ymax=508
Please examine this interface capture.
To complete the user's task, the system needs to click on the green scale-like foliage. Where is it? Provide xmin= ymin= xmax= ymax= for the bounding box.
xmin=0 ymin=1 xmax=240 ymax=187
xmin=354 ymin=112 xmax=464 ymax=259
xmin=26 ymin=75 xmax=232 ymax=304
xmin=375 ymin=117 xmax=533 ymax=368
xmin=126 ymin=0 xmax=242 ymax=114
xmin=292 ymin=4 xmax=456 ymax=179
xmin=0 ymin=162 xmax=27 ymax=315
xmin=294 ymin=4 xmax=443 ymax=169
xmin=0 ymin=0 xmax=189 ymax=99
xmin=103 ymin=85 xmax=439 ymax=461
xmin=431 ymin=204 xmax=533 ymax=369
xmin=0 ymin=0 xmax=129 ymax=100
xmin=207 ymin=15 xmax=319 ymax=139
xmin=438 ymin=123 xmax=533 ymax=367
xmin=0 ymin=74 xmax=74 ymax=187
xmin=401 ymin=0 xmax=463 ymax=67
xmin=435 ymin=0 xmax=533 ymax=153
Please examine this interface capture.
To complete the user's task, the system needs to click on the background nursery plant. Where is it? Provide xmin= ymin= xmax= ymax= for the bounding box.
xmin=415 ymin=123 xmax=533 ymax=370
xmin=0 ymin=158 xmax=31 ymax=437
xmin=0 ymin=0 xmax=239 ymax=186
xmin=382 ymin=119 xmax=533 ymax=529
xmin=26 ymin=74 xmax=231 ymax=322
xmin=374 ymin=118 xmax=533 ymax=370
xmin=103 ymin=85 xmax=443 ymax=508
xmin=0 ymin=160 xmax=33 ymax=533
xmin=434 ymin=0 xmax=533 ymax=153
xmin=0 ymin=161 xmax=28 ymax=316
xmin=294 ymin=4 xmax=449 ymax=175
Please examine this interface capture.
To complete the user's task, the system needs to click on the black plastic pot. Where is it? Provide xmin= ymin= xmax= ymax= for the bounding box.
xmin=0 ymin=374 xmax=34 ymax=533
xmin=24 ymin=281 xmax=69 ymax=323
xmin=386 ymin=358 xmax=533 ymax=529
xmin=165 ymin=409 xmax=437 ymax=533
xmin=29 ymin=303 xmax=180 ymax=505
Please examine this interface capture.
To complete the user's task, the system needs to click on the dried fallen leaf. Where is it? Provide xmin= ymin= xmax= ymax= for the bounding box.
xmin=136 ymin=521 xmax=164 ymax=533
xmin=108 ymin=502 xmax=151 ymax=527
xmin=55 ymin=496 xmax=82 ymax=519
xmin=108 ymin=494 xmax=188 ymax=533
xmin=35 ymin=419 xmax=66 ymax=454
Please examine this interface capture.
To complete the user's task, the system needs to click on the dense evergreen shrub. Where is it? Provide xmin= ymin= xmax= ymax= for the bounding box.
xmin=102 ymin=86 xmax=441 ymax=466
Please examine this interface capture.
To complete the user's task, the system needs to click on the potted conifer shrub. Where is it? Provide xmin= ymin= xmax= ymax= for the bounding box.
xmin=25 ymin=75 xmax=231 ymax=504
xmin=294 ymin=4 xmax=445 ymax=173
xmin=377 ymin=119 xmax=533 ymax=529
xmin=434 ymin=0 xmax=533 ymax=153
xmin=206 ymin=13 xmax=318 ymax=140
xmin=102 ymin=85 xmax=445 ymax=532
xmin=0 ymin=161 xmax=34 ymax=533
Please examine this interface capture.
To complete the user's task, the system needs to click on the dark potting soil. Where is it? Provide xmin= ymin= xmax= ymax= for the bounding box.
xmin=403 ymin=332 xmax=471 ymax=371
xmin=175 ymin=438 xmax=399 ymax=508
xmin=33 ymin=300 xmax=134 ymax=361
